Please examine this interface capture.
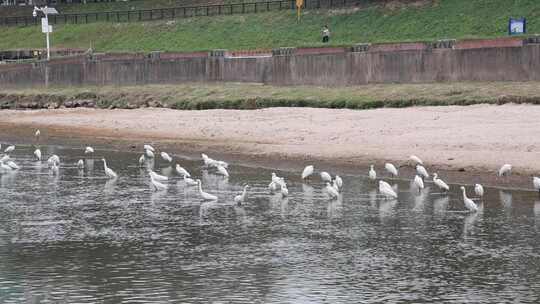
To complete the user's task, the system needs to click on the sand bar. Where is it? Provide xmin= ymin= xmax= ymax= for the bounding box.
xmin=0 ymin=104 xmax=539 ymax=189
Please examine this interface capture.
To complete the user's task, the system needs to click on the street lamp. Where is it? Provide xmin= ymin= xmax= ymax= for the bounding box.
xmin=32 ymin=6 xmax=59 ymax=61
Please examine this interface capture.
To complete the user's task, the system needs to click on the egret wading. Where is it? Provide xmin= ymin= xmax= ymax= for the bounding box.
xmin=461 ymin=186 xmax=478 ymax=212
xmin=385 ymin=163 xmax=398 ymax=177
xmin=302 ymin=165 xmax=314 ymax=180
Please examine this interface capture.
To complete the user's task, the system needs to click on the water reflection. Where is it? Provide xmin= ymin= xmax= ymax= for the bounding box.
xmin=0 ymin=144 xmax=539 ymax=303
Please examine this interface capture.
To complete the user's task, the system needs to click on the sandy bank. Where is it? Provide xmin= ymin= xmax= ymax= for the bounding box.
xmin=1 ymin=105 xmax=539 ymax=190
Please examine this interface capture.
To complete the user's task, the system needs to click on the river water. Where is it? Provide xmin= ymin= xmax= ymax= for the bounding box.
xmin=0 ymin=144 xmax=539 ymax=303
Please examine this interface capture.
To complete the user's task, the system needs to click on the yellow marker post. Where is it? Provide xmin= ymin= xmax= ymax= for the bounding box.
xmin=296 ymin=0 xmax=303 ymax=21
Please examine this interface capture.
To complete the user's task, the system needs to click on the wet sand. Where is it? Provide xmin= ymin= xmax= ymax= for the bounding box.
xmin=1 ymin=104 xmax=539 ymax=190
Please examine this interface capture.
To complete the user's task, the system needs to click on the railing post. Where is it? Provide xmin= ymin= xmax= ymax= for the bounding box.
xmin=75 ymin=14 xmax=78 ymax=24
xmin=242 ymin=3 xmax=245 ymax=13
xmin=172 ymin=8 xmax=176 ymax=18
xmin=255 ymin=3 xmax=257 ymax=13
xmin=150 ymin=10 xmax=153 ymax=19
xmin=161 ymin=9 xmax=164 ymax=19
xmin=85 ymin=13 xmax=88 ymax=23
xmin=267 ymin=1 xmax=270 ymax=11
xmin=116 ymin=12 xmax=120 ymax=22
xmin=183 ymin=7 xmax=186 ymax=17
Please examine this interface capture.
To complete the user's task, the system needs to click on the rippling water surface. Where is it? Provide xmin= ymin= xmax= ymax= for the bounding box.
xmin=1 ymin=144 xmax=540 ymax=303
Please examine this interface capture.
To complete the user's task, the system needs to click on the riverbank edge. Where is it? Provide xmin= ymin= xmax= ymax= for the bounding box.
xmin=0 ymin=120 xmax=534 ymax=192
xmin=1 ymin=90 xmax=540 ymax=111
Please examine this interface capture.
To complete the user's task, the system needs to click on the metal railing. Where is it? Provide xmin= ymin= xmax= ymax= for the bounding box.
xmin=0 ymin=0 xmax=367 ymax=27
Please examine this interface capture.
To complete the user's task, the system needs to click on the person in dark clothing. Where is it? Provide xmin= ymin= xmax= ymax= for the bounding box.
xmin=322 ymin=25 xmax=330 ymax=43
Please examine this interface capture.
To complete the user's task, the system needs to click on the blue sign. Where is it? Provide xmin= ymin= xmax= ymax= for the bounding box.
xmin=509 ymin=18 xmax=526 ymax=35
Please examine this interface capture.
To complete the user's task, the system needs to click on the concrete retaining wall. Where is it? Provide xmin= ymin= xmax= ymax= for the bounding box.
xmin=0 ymin=37 xmax=539 ymax=88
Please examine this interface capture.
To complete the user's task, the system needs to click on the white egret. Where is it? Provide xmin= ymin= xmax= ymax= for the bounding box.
xmin=498 ymin=164 xmax=512 ymax=177
xmin=138 ymin=155 xmax=145 ymax=166
xmin=271 ymin=172 xmax=281 ymax=184
xmin=84 ymin=146 xmax=94 ymax=154
xmin=0 ymin=155 xmax=9 ymax=162
xmin=202 ymin=153 xmax=212 ymax=166
xmin=4 ymin=145 xmax=14 ymax=153
xmin=149 ymin=170 xmax=168 ymax=181
xmin=460 ymin=186 xmax=478 ymax=212
xmin=410 ymin=155 xmax=423 ymax=165
xmin=145 ymin=149 xmax=155 ymax=158
xmin=320 ymin=171 xmax=332 ymax=182
xmin=184 ymin=175 xmax=198 ymax=186
xmin=268 ymin=181 xmax=278 ymax=192
xmin=416 ymin=164 xmax=429 ymax=180
xmin=160 ymin=152 xmax=172 ymax=162
xmin=0 ymin=161 xmax=12 ymax=172
xmin=379 ymin=180 xmax=398 ymax=199
xmin=325 ymin=182 xmax=339 ymax=199
xmin=433 ymin=173 xmax=450 ymax=192
xmin=533 ymin=177 xmax=540 ymax=194
xmin=7 ymin=161 xmax=20 ymax=171
xmin=216 ymin=165 xmax=229 ymax=177
xmin=234 ymin=185 xmax=250 ymax=204
xmin=102 ymin=158 xmax=118 ymax=179
xmin=77 ymin=159 xmax=84 ymax=169
xmin=175 ymin=164 xmax=191 ymax=177
xmin=34 ymin=148 xmax=42 ymax=161
xmin=144 ymin=144 xmax=155 ymax=152
xmin=281 ymin=185 xmax=289 ymax=197
xmin=150 ymin=176 xmax=168 ymax=191
xmin=368 ymin=165 xmax=376 ymax=180
xmin=302 ymin=165 xmax=314 ymax=179
xmin=335 ymin=175 xmax=343 ymax=189
xmin=413 ymin=175 xmax=424 ymax=192
xmin=35 ymin=129 xmax=41 ymax=138
xmin=385 ymin=163 xmax=398 ymax=177
xmin=474 ymin=184 xmax=484 ymax=197
xmin=50 ymin=162 xmax=59 ymax=175
xmin=196 ymin=179 xmax=218 ymax=201
xmin=47 ymin=155 xmax=60 ymax=166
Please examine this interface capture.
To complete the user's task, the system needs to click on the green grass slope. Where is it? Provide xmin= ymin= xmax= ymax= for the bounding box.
xmin=0 ymin=0 xmax=538 ymax=52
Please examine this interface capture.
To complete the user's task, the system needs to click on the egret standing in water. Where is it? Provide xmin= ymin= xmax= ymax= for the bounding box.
xmin=533 ymin=177 xmax=540 ymax=196
xmin=379 ymin=180 xmax=398 ymax=199
xmin=160 ymin=152 xmax=172 ymax=163
xmin=416 ymin=164 xmax=429 ymax=180
xmin=77 ymin=159 xmax=84 ymax=169
xmin=385 ymin=163 xmax=398 ymax=177
xmin=460 ymin=186 xmax=478 ymax=212
xmin=325 ymin=182 xmax=339 ymax=199
xmin=34 ymin=148 xmax=42 ymax=161
xmin=102 ymin=158 xmax=118 ymax=179
xmin=433 ymin=173 xmax=450 ymax=192
xmin=498 ymin=164 xmax=512 ymax=177
xmin=196 ymin=179 xmax=218 ymax=201
xmin=320 ymin=171 xmax=332 ymax=182
xmin=150 ymin=175 xmax=168 ymax=191
xmin=302 ymin=165 xmax=314 ymax=180
xmin=234 ymin=185 xmax=249 ymax=204
xmin=474 ymin=184 xmax=484 ymax=198
xmin=175 ymin=164 xmax=191 ymax=177
xmin=369 ymin=165 xmax=376 ymax=181
xmin=85 ymin=147 xmax=94 ymax=154
xmin=4 ymin=145 xmax=14 ymax=154
xmin=413 ymin=175 xmax=424 ymax=193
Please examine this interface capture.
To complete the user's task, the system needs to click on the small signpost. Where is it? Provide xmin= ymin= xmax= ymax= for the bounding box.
xmin=33 ymin=6 xmax=59 ymax=60
xmin=508 ymin=18 xmax=526 ymax=35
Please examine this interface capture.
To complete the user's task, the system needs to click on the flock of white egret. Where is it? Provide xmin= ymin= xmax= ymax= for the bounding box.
xmin=0 ymin=129 xmax=539 ymax=212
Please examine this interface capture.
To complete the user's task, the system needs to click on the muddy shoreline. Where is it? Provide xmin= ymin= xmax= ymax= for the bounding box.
xmin=0 ymin=106 xmax=537 ymax=191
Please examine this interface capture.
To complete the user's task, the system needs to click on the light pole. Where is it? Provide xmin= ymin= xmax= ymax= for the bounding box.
xmin=32 ymin=6 xmax=59 ymax=61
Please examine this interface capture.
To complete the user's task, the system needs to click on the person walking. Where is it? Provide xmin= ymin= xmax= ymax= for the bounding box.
xmin=322 ymin=25 xmax=330 ymax=43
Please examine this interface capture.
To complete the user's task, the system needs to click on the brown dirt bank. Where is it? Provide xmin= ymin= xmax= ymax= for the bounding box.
xmin=1 ymin=105 xmax=539 ymax=191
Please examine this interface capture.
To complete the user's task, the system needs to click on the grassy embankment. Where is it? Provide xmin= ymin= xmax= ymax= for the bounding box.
xmin=0 ymin=0 xmax=538 ymax=52
xmin=2 ymin=82 xmax=540 ymax=110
